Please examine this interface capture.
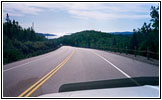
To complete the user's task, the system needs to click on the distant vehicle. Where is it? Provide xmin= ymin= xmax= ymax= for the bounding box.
xmin=39 ymin=77 xmax=159 ymax=97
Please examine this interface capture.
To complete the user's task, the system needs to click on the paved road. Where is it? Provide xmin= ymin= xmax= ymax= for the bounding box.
xmin=3 ymin=46 xmax=159 ymax=97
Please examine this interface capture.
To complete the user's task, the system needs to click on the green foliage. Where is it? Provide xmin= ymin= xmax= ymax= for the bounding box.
xmin=55 ymin=30 xmax=130 ymax=51
xmin=150 ymin=6 xmax=159 ymax=30
xmin=3 ymin=14 xmax=58 ymax=64
xmin=3 ymin=5 xmax=159 ymax=64
xmin=129 ymin=6 xmax=159 ymax=59
xmin=54 ymin=6 xmax=159 ymax=59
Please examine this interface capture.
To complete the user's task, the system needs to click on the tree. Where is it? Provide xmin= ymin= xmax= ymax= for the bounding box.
xmin=6 ymin=13 xmax=11 ymax=23
xmin=150 ymin=6 xmax=159 ymax=55
xmin=150 ymin=6 xmax=159 ymax=30
xmin=3 ymin=14 xmax=55 ymax=64
xmin=130 ymin=6 xmax=159 ymax=59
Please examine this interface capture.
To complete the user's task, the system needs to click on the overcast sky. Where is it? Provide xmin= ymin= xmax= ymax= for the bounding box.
xmin=3 ymin=2 xmax=159 ymax=36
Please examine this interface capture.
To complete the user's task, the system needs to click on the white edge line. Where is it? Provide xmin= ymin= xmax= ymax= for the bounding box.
xmin=3 ymin=55 xmax=49 ymax=72
xmin=92 ymin=51 xmax=131 ymax=78
xmin=3 ymin=47 xmax=69 ymax=72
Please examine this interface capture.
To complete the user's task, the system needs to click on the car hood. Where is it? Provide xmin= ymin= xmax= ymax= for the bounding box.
xmin=39 ymin=85 xmax=159 ymax=97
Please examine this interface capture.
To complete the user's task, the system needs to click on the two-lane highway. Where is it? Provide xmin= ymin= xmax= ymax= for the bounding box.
xmin=3 ymin=46 xmax=159 ymax=97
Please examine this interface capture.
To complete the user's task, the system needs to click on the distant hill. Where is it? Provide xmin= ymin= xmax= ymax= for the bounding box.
xmin=56 ymin=30 xmax=130 ymax=49
xmin=110 ymin=32 xmax=133 ymax=35
xmin=36 ymin=33 xmax=56 ymax=37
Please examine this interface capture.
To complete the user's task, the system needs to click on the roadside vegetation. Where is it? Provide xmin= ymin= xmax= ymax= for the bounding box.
xmin=54 ymin=6 xmax=159 ymax=59
xmin=3 ymin=6 xmax=159 ymax=64
xmin=3 ymin=14 xmax=58 ymax=64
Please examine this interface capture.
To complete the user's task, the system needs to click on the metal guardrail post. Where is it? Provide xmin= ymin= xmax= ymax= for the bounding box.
xmin=147 ymin=47 xmax=150 ymax=60
xmin=120 ymin=48 xmax=121 ymax=54
xmin=134 ymin=46 xmax=136 ymax=57
xmin=107 ymin=45 xmax=157 ymax=60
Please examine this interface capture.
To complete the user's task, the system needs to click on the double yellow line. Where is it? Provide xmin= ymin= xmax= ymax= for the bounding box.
xmin=18 ymin=49 xmax=75 ymax=97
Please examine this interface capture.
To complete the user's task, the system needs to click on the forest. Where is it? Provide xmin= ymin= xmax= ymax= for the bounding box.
xmin=54 ymin=6 xmax=159 ymax=59
xmin=3 ymin=6 xmax=159 ymax=64
xmin=3 ymin=14 xmax=58 ymax=64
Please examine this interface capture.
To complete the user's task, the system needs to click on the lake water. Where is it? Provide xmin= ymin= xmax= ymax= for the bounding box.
xmin=45 ymin=36 xmax=60 ymax=39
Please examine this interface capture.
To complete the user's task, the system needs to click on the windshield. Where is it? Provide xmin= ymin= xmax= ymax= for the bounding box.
xmin=2 ymin=2 xmax=159 ymax=98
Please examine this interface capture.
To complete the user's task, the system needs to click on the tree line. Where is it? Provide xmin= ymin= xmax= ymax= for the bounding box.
xmin=129 ymin=6 xmax=159 ymax=58
xmin=3 ymin=6 xmax=159 ymax=64
xmin=54 ymin=6 xmax=159 ymax=59
xmin=3 ymin=14 xmax=58 ymax=64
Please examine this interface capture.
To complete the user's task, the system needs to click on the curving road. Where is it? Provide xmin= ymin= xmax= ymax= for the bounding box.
xmin=3 ymin=46 xmax=159 ymax=97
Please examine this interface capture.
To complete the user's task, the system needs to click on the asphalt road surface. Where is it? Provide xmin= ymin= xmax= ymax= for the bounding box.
xmin=3 ymin=46 xmax=159 ymax=97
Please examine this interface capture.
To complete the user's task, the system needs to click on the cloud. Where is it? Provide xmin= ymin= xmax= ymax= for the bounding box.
xmin=68 ymin=9 xmax=150 ymax=20
xmin=65 ymin=3 xmax=157 ymax=20
xmin=3 ymin=2 xmax=158 ymax=20
xmin=3 ymin=3 xmax=43 ymax=17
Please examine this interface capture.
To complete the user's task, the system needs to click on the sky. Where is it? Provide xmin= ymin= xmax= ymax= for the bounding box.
xmin=3 ymin=2 xmax=159 ymax=36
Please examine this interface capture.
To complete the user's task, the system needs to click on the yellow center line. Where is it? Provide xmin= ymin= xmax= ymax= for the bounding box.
xmin=18 ymin=61 xmax=64 ymax=97
xmin=18 ymin=49 xmax=75 ymax=97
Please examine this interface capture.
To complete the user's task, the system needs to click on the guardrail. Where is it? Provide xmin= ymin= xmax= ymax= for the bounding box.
xmin=105 ymin=47 xmax=159 ymax=60
xmin=61 ymin=44 xmax=159 ymax=60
